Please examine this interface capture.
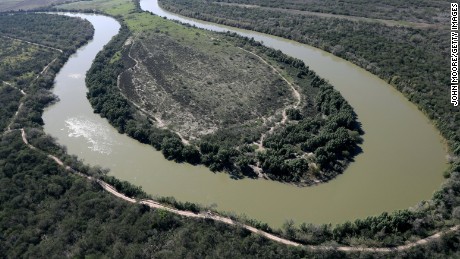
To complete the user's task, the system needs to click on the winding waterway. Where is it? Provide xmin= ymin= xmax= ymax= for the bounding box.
xmin=43 ymin=3 xmax=446 ymax=227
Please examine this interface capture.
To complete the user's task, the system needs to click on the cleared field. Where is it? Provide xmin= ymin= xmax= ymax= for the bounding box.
xmin=120 ymin=31 xmax=293 ymax=140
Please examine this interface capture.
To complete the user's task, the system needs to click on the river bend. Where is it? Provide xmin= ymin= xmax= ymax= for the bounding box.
xmin=43 ymin=6 xmax=446 ymax=227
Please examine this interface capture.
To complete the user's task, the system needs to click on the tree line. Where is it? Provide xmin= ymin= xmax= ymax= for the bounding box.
xmin=0 ymin=13 xmax=93 ymax=53
xmin=214 ymin=0 xmax=449 ymax=23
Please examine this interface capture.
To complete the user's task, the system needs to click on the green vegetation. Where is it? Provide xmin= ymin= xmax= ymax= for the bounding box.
xmin=0 ymin=13 xmax=93 ymax=52
xmin=0 ymin=84 xmax=22 ymax=130
xmin=0 ymin=12 xmax=311 ymax=258
xmin=57 ymin=0 xmax=137 ymax=16
xmin=393 ymin=231 xmax=460 ymax=258
xmin=0 ymin=37 xmax=56 ymax=85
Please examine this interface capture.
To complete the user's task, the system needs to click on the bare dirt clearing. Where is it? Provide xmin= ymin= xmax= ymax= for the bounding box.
xmin=119 ymin=32 xmax=294 ymax=141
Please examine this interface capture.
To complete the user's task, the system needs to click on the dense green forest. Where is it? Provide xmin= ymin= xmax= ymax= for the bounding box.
xmin=0 ymin=13 xmax=93 ymax=53
xmin=1 ymin=131 xmax=460 ymax=257
xmin=0 ymin=84 xmax=22 ymax=131
xmin=213 ymin=0 xmax=450 ymax=23
xmin=0 ymin=10 xmax=358 ymax=258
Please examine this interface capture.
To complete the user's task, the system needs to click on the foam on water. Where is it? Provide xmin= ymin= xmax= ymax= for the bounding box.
xmin=65 ymin=116 xmax=117 ymax=154
xmin=68 ymin=73 xmax=83 ymax=79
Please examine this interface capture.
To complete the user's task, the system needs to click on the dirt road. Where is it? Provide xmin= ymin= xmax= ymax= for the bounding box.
xmin=239 ymin=47 xmax=301 ymax=150
xmin=1 ymin=35 xmax=63 ymax=53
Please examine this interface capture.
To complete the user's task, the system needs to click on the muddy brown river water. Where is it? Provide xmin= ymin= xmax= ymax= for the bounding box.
xmin=43 ymin=4 xmax=447 ymax=227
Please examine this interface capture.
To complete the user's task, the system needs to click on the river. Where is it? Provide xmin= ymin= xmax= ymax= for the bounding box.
xmin=43 ymin=3 xmax=447 ymax=227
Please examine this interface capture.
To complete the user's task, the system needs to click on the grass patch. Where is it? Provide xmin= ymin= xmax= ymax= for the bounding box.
xmin=58 ymin=0 xmax=135 ymax=16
